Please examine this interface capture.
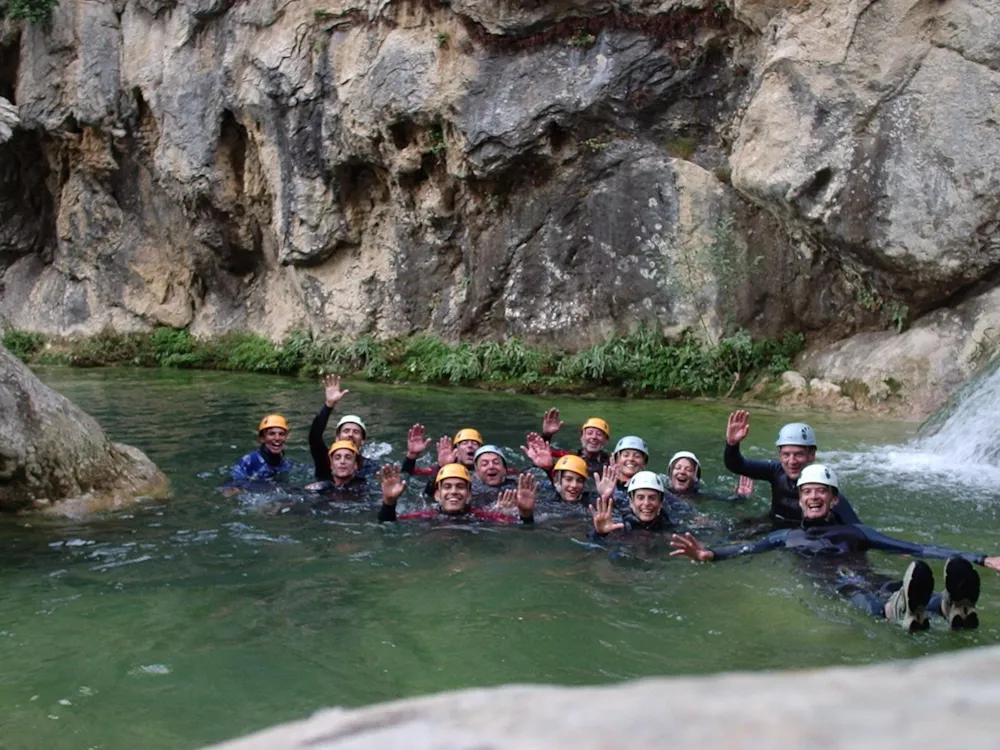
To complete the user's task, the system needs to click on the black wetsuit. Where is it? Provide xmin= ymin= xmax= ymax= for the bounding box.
xmin=723 ymin=443 xmax=861 ymax=526
xmin=590 ymin=507 xmax=676 ymax=540
xmin=309 ymin=404 xmax=377 ymax=482
xmin=707 ymin=515 xmax=986 ymax=617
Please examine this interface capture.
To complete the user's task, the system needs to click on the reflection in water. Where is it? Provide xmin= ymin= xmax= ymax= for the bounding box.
xmin=0 ymin=368 xmax=996 ymax=750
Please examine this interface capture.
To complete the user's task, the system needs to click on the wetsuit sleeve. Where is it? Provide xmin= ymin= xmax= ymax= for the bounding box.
xmin=709 ymin=530 xmax=789 ymax=561
xmin=230 ymin=456 xmax=252 ymax=481
xmin=377 ymin=503 xmax=398 ymax=523
xmin=723 ymin=443 xmax=781 ymax=482
xmin=833 ymin=492 xmax=862 ymax=524
xmin=309 ymin=405 xmax=334 ymax=481
xmin=401 ymin=456 xmax=417 ymax=474
xmin=857 ymin=526 xmax=986 ymax=565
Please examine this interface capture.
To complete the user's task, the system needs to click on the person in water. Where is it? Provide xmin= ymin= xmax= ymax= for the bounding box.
xmin=307 ymin=440 xmax=368 ymax=499
xmin=377 ymin=463 xmax=536 ymax=524
xmin=401 ymin=427 xmax=486 ymax=476
xmin=536 ymin=408 xmax=612 ymax=477
xmin=607 ymin=436 xmax=649 ymax=506
xmin=667 ymin=451 xmax=753 ymax=501
xmin=308 ymin=375 xmax=377 ymax=483
xmin=590 ymin=471 xmax=677 ymax=538
xmin=230 ymin=414 xmax=296 ymax=483
xmin=723 ymin=410 xmax=860 ymax=526
xmin=670 ymin=464 xmax=1000 ymax=631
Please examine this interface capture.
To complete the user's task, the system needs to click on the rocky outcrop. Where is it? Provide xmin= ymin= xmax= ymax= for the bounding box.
xmin=0 ymin=344 xmax=169 ymax=516
xmin=0 ymin=0 xmax=998 ymax=413
xmin=207 ymin=644 xmax=1000 ymax=749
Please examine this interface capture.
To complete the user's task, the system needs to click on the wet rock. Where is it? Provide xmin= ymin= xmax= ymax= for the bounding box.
xmin=206 ymin=645 xmax=1000 ymax=750
xmin=0 ymin=345 xmax=169 ymax=516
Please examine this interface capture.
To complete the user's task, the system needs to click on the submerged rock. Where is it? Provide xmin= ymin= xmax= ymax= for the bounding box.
xmin=206 ymin=645 xmax=1000 ymax=749
xmin=0 ymin=345 xmax=168 ymax=516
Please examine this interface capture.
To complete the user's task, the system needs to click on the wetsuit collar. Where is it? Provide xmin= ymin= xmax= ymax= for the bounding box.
xmin=801 ymin=514 xmax=839 ymax=529
xmin=258 ymin=444 xmax=284 ymax=467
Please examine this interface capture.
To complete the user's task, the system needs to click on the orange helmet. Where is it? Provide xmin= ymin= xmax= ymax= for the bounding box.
xmin=554 ymin=454 xmax=588 ymax=479
xmin=435 ymin=463 xmax=472 ymax=487
xmin=453 ymin=428 xmax=484 ymax=445
xmin=258 ymin=414 xmax=289 ymax=433
xmin=581 ymin=417 xmax=610 ymax=438
xmin=328 ymin=440 xmax=360 ymax=457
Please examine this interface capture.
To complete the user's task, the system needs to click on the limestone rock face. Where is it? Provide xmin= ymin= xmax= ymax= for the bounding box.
xmin=206 ymin=645 xmax=1000 ymax=749
xmin=731 ymin=0 xmax=1000 ymax=312
xmin=0 ymin=345 xmax=169 ymax=515
xmin=0 ymin=96 xmax=17 ymax=143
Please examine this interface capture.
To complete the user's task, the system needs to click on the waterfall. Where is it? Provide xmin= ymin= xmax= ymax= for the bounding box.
xmin=825 ymin=361 xmax=1000 ymax=496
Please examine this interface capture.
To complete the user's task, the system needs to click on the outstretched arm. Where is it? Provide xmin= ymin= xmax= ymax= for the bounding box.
xmin=377 ymin=464 xmax=407 ymax=523
xmin=859 ymin=525 xmax=989 ymax=566
xmin=541 ymin=408 xmax=564 ymax=440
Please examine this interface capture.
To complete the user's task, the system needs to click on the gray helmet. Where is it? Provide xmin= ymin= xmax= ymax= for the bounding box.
xmin=775 ymin=422 xmax=816 ymax=447
xmin=626 ymin=471 xmax=665 ymax=496
xmin=667 ymin=451 xmax=702 ymax=480
xmin=796 ymin=463 xmax=838 ymax=490
xmin=613 ymin=435 xmax=649 ymax=458
xmin=473 ymin=444 xmax=506 ymax=466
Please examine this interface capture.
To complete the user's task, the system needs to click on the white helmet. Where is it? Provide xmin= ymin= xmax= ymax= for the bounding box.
xmin=626 ymin=470 xmax=665 ymax=495
xmin=667 ymin=451 xmax=702 ymax=479
xmin=776 ymin=422 xmax=816 ymax=447
xmin=613 ymin=436 xmax=649 ymax=458
xmin=796 ymin=463 xmax=838 ymax=490
xmin=473 ymin=444 xmax=506 ymax=465
xmin=336 ymin=414 xmax=367 ymax=437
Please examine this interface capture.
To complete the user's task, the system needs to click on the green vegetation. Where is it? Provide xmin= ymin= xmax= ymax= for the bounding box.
xmin=436 ymin=31 xmax=449 ymax=48
xmin=4 ymin=326 xmax=805 ymax=399
xmin=665 ymin=137 xmax=697 ymax=160
xmin=582 ymin=137 xmax=610 ymax=153
xmin=567 ymin=28 xmax=596 ymax=48
xmin=426 ymin=124 xmax=446 ymax=155
xmin=3 ymin=0 xmax=58 ymax=23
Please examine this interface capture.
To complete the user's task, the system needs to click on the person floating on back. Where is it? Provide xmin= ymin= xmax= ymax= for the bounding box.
xmin=670 ymin=464 xmax=1000 ymax=631
xmin=723 ymin=410 xmax=860 ymax=526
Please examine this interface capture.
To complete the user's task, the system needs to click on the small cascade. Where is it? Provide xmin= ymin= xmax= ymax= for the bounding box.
xmin=828 ymin=359 xmax=1000 ymax=496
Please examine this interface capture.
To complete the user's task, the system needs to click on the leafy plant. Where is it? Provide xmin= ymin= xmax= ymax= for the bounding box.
xmin=5 ymin=0 xmax=58 ymax=24
xmin=567 ymin=28 xmax=596 ymax=47
xmin=2 ymin=329 xmax=45 ymax=361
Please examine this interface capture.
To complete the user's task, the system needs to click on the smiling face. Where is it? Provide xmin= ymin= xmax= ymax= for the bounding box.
xmin=798 ymin=483 xmax=839 ymax=520
xmin=475 ymin=453 xmax=505 ymax=487
xmin=556 ymin=471 xmax=586 ymax=502
xmin=629 ymin=489 xmax=663 ymax=523
xmin=615 ymin=449 xmax=646 ymax=479
xmin=259 ymin=427 xmax=288 ymax=455
xmin=778 ymin=445 xmax=816 ymax=480
xmin=336 ymin=423 xmax=365 ymax=449
xmin=329 ymin=448 xmax=358 ymax=482
xmin=435 ymin=477 xmax=471 ymax=513
xmin=581 ymin=427 xmax=609 ymax=456
xmin=455 ymin=440 xmax=481 ymax=467
xmin=669 ymin=458 xmax=698 ymax=492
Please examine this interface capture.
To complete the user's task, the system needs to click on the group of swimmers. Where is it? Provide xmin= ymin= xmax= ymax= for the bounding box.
xmin=229 ymin=375 xmax=1000 ymax=634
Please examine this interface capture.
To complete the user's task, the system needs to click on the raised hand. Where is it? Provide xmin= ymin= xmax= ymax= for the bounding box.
xmin=669 ymin=532 xmax=715 ymax=562
xmin=541 ymin=407 xmax=564 ymax=437
xmin=520 ymin=432 xmax=554 ymax=470
xmin=496 ymin=488 xmax=517 ymax=511
xmin=514 ymin=472 xmax=537 ymax=518
xmin=436 ymin=435 xmax=457 ymax=466
xmin=324 ymin=374 xmax=350 ymax=408
xmin=735 ymin=475 xmax=754 ymax=496
xmin=379 ymin=464 xmax=407 ymax=505
xmin=589 ymin=495 xmax=624 ymax=535
xmin=984 ymin=556 xmax=1000 ymax=572
xmin=725 ymin=410 xmax=751 ymax=446
xmin=595 ymin=463 xmax=620 ymax=501
xmin=406 ymin=424 xmax=432 ymax=459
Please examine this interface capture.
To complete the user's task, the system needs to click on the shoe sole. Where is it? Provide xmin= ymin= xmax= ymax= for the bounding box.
xmin=904 ymin=561 xmax=934 ymax=633
xmin=944 ymin=557 xmax=981 ymax=631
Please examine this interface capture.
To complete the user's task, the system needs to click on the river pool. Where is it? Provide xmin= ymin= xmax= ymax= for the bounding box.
xmin=2 ymin=368 xmax=999 ymax=749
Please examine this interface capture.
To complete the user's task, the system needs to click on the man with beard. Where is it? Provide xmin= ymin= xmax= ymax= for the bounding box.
xmin=723 ymin=410 xmax=860 ymax=527
xmin=670 ymin=465 xmax=1000 ymax=631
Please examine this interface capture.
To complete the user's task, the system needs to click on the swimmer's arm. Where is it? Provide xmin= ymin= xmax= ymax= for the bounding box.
xmin=859 ymin=525 xmax=986 ymax=566
xmin=832 ymin=492 xmax=862 ymax=524
xmin=722 ymin=443 xmax=779 ymax=482
xmin=708 ymin=530 xmax=789 ymax=561
xmin=377 ymin=503 xmax=397 ymax=522
xmin=309 ymin=405 xmax=333 ymax=481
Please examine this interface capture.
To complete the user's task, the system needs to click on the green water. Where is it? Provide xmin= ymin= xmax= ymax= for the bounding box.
xmin=3 ymin=369 xmax=1000 ymax=750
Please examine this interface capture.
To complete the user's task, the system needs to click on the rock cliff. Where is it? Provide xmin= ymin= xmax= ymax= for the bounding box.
xmin=0 ymin=344 xmax=169 ymax=515
xmin=0 ymin=0 xmax=998 ymax=413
